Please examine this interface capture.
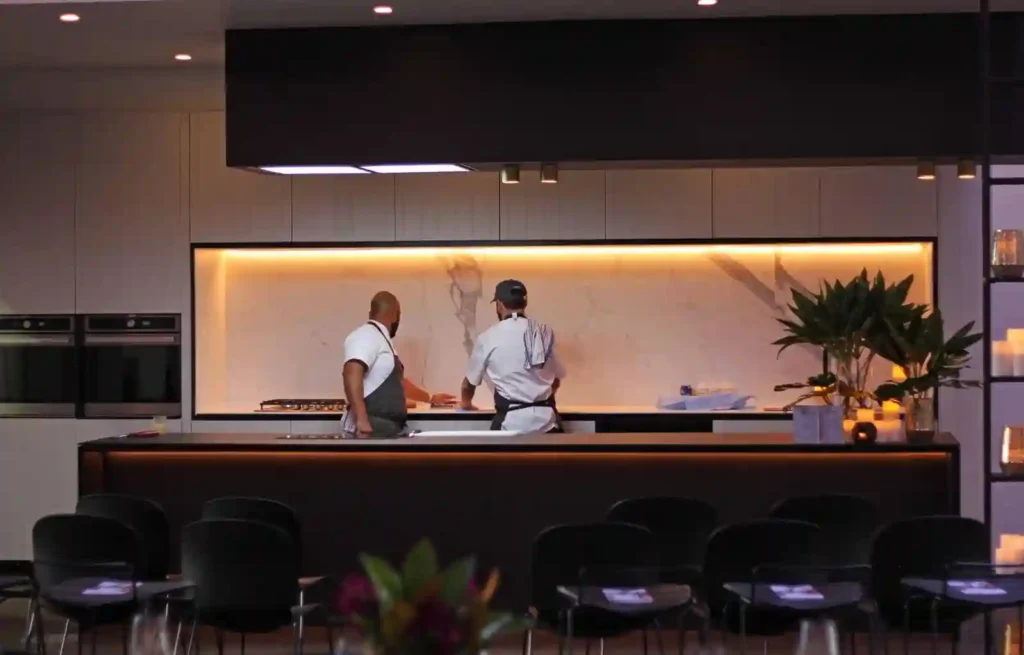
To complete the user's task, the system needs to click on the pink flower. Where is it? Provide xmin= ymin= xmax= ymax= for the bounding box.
xmin=336 ymin=574 xmax=378 ymax=618
xmin=410 ymin=596 xmax=464 ymax=655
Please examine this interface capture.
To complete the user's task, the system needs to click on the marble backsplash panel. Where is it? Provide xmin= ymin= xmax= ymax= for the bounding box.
xmin=194 ymin=244 xmax=933 ymax=413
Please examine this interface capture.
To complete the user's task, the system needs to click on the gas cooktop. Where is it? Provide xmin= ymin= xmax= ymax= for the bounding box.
xmin=259 ymin=398 xmax=346 ymax=412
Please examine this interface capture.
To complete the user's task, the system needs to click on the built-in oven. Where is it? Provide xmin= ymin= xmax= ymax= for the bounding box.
xmin=0 ymin=315 xmax=77 ymax=418
xmin=80 ymin=314 xmax=182 ymax=419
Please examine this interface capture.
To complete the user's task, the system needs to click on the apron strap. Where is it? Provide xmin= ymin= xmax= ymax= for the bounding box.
xmin=367 ymin=322 xmax=397 ymax=356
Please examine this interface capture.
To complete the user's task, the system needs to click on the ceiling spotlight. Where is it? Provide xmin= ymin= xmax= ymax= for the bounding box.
xmin=174 ymin=54 xmax=193 ymax=61
xmin=916 ymin=160 xmax=936 ymax=181
xmin=540 ymin=163 xmax=559 ymax=184
xmin=374 ymin=5 xmax=394 ymax=14
xmin=59 ymin=13 xmax=80 ymax=23
xmin=957 ymin=158 xmax=977 ymax=180
xmin=501 ymin=165 xmax=521 ymax=185
xmin=697 ymin=0 xmax=718 ymax=5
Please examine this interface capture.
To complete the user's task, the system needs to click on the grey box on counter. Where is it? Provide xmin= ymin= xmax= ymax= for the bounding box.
xmin=793 ymin=405 xmax=844 ymax=444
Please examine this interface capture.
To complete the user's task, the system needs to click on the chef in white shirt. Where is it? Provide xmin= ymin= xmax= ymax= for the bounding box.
xmin=459 ymin=280 xmax=566 ymax=434
xmin=342 ymin=291 xmax=455 ymax=437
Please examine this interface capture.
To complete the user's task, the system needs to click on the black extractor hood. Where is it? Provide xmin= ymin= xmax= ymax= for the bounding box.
xmin=225 ymin=15 xmax=1004 ymax=169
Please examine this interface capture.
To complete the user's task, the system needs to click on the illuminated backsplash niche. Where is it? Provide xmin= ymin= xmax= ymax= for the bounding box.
xmin=193 ymin=243 xmax=933 ymax=414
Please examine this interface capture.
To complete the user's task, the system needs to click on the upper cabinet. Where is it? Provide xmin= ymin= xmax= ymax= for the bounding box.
xmin=0 ymin=115 xmax=77 ymax=314
xmin=820 ymin=166 xmax=938 ymax=238
xmin=605 ymin=170 xmax=713 ymax=239
xmin=292 ymin=175 xmax=396 ymax=242
xmin=395 ymin=173 xmax=499 ymax=241
xmin=76 ymin=112 xmax=189 ymax=313
xmin=499 ymin=171 xmax=605 ymax=240
xmin=189 ymin=112 xmax=292 ymax=243
xmin=713 ymin=168 xmax=821 ymax=238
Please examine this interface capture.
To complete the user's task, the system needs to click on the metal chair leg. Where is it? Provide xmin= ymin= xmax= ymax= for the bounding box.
xmin=585 ymin=639 xmax=590 ymax=655
xmin=797 ymin=620 xmax=811 ymax=655
xmin=58 ymin=620 xmax=70 ymax=655
xmin=655 ymin=623 xmax=665 ymax=655
xmin=215 ymin=629 xmax=224 ymax=655
xmin=567 ymin=607 xmax=575 ymax=655
xmin=33 ymin=597 xmax=47 ymax=655
xmin=185 ymin=617 xmax=198 ymax=655
xmin=241 ymin=633 xmax=246 ymax=655
xmin=23 ymin=598 xmax=37 ymax=648
xmin=929 ymin=598 xmax=939 ymax=655
xmin=599 ymin=638 xmax=604 ymax=655
xmin=642 ymin=628 xmax=648 ymax=655
xmin=522 ymin=628 xmax=532 ymax=655
xmin=171 ymin=621 xmax=182 ymax=655
xmin=739 ymin=604 xmax=747 ymax=655
xmin=824 ymin=620 xmax=840 ymax=655
xmin=902 ymin=600 xmax=911 ymax=655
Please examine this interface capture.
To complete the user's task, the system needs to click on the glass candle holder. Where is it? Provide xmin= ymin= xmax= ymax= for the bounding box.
xmin=992 ymin=229 xmax=1024 ymax=278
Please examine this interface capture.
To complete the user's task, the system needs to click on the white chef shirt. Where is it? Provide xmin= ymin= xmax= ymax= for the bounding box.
xmin=466 ymin=316 xmax=566 ymax=434
xmin=341 ymin=320 xmax=398 ymax=432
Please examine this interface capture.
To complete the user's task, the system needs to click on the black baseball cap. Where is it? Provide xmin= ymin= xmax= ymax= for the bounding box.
xmin=492 ymin=279 xmax=527 ymax=304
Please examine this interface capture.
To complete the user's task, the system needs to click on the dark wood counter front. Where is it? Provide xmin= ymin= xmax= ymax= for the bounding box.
xmin=78 ymin=432 xmax=959 ymax=607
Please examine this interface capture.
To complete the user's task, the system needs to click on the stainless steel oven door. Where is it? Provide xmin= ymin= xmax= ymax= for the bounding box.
xmin=82 ymin=333 xmax=182 ymax=418
xmin=0 ymin=333 xmax=77 ymax=417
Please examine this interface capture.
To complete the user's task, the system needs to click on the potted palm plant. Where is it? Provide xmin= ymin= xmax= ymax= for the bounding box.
xmin=773 ymin=269 xmax=917 ymax=418
xmin=871 ymin=308 xmax=982 ymax=439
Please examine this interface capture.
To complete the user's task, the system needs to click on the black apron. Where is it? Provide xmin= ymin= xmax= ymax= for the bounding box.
xmin=491 ymin=392 xmax=564 ymax=433
xmin=361 ymin=323 xmax=408 ymax=438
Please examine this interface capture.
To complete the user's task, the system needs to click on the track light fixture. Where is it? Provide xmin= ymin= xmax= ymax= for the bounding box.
xmin=501 ymin=164 xmax=520 ymax=184
xmin=957 ymin=158 xmax=977 ymax=180
xmin=916 ymin=160 xmax=936 ymax=181
xmin=540 ymin=163 xmax=559 ymax=184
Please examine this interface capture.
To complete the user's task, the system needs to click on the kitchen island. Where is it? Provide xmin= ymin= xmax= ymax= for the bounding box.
xmin=79 ymin=431 xmax=959 ymax=606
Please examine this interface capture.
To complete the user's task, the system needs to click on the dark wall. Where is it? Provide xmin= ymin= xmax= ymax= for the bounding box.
xmin=225 ymin=14 xmax=1024 ymax=167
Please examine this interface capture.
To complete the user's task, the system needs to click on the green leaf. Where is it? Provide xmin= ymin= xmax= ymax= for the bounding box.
xmin=359 ymin=553 xmax=403 ymax=612
xmin=438 ymin=555 xmax=476 ymax=606
xmin=401 ymin=538 xmax=439 ymax=599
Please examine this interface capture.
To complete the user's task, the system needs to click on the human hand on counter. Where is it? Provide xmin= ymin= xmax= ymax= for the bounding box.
xmin=355 ymin=417 xmax=374 ymax=437
xmin=457 ymin=400 xmax=479 ymax=411
xmin=429 ymin=392 xmax=457 ymax=407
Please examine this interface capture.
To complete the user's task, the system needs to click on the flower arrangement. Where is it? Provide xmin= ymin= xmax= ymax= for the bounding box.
xmin=335 ymin=539 xmax=524 ymax=655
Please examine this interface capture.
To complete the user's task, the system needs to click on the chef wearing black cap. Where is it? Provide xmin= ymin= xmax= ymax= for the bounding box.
xmin=459 ymin=280 xmax=566 ymax=433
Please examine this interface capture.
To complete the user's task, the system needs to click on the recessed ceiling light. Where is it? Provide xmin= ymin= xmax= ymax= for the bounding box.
xmin=259 ymin=166 xmax=369 ymax=175
xmin=174 ymin=54 xmax=192 ymax=61
xmin=697 ymin=0 xmax=717 ymax=5
xmin=59 ymin=13 xmax=80 ymax=23
xmin=374 ymin=5 xmax=394 ymax=14
xmin=362 ymin=164 xmax=470 ymax=174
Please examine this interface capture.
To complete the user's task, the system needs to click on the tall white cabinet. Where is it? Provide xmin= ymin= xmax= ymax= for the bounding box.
xmin=605 ymin=169 xmax=713 ymax=239
xmin=395 ymin=173 xmax=499 ymax=241
xmin=189 ymin=112 xmax=292 ymax=243
xmin=75 ymin=112 xmax=189 ymax=313
xmin=0 ymin=114 xmax=77 ymax=314
xmin=712 ymin=168 xmax=821 ymax=238
xmin=820 ymin=166 xmax=938 ymax=237
xmin=499 ymin=171 xmax=606 ymax=240
xmin=292 ymin=175 xmax=397 ymax=242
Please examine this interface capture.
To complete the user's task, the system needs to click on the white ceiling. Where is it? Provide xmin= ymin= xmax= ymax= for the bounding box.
xmin=0 ymin=0 xmax=1020 ymax=69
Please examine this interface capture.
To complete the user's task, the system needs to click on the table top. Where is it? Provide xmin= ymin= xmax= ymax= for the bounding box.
xmin=79 ymin=431 xmax=959 ymax=453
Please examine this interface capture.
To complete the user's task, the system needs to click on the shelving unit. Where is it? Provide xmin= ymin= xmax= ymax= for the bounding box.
xmin=982 ymin=0 xmax=1024 ymax=519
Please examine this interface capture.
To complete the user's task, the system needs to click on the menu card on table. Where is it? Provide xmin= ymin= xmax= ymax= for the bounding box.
xmin=602 ymin=588 xmax=654 ymax=604
xmin=770 ymin=585 xmax=824 ymax=601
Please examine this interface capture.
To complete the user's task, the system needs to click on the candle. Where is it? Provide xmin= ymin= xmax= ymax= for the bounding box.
xmin=882 ymin=401 xmax=900 ymax=418
xmin=994 ymin=341 xmax=1014 ymax=377
xmin=1008 ymin=328 xmax=1024 ymax=344
xmin=892 ymin=365 xmax=907 ymax=382
xmin=856 ymin=408 xmax=875 ymax=422
xmin=1013 ymin=341 xmax=1024 ymax=377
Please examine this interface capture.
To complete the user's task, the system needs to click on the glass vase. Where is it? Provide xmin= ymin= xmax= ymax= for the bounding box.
xmin=904 ymin=396 xmax=936 ymax=442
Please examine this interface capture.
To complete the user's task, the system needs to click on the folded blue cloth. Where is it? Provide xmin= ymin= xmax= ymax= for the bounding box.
xmin=657 ymin=392 xmax=754 ymax=411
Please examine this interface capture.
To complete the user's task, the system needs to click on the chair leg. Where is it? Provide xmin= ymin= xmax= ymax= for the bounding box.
xmin=642 ymin=628 xmax=648 ymax=655
xmin=33 ymin=596 xmax=47 ymax=655
xmin=172 ymin=621 xmax=183 ymax=655
xmin=90 ymin=625 xmax=97 ymax=655
xmin=928 ymin=599 xmax=939 ymax=655
xmin=599 ymin=638 xmax=604 ymax=655
xmin=122 ymin=620 xmax=129 ymax=655
xmin=241 ymin=633 xmax=246 ymax=655
xmin=522 ymin=628 xmax=532 ymax=655
xmin=902 ymin=600 xmax=911 ymax=655
xmin=326 ymin=626 xmax=335 ymax=655
xmin=797 ymin=620 xmax=811 ymax=655
xmin=23 ymin=598 xmax=37 ymax=648
xmin=655 ymin=623 xmax=665 ymax=655
xmin=291 ymin=620 xmax=299 ymax=655
xmin=738 ymin=604 xmax=747 ymax=655
xmin=824 ymin=620 xmax=840 ymax=655
xmin=58 ymin=620 xmax=70 ymax=655
xmin=186 ymin=618 xmax=198 ymax=655
xmin=215 ymin=630 xmax=224 ymax=655
xmin=567 ymin=608 xmax=575 ymax=655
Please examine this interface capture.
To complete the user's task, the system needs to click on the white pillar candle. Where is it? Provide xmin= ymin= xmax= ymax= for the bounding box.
xmin=856 ymin=408 xmax=875 ymax=422
xmin=881 ymin=401 xmax=900 ymax=419
xmin=994 ymin=341 xmax=1014 ymax=377
xmin=1013 ymin=341 xmax=1024 ymax=377
xmin=1008 ymin=328 xmax=1024 ymax=344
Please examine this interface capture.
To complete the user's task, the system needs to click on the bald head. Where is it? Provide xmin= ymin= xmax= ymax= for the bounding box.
xmin=369 ymin=291 xmax=401 ymax=337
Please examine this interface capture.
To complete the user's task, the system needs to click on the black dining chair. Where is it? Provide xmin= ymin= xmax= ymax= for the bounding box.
xmin=200 ymin=497 xmax=325 ymax=638
xmin=77 ymin=494 xmax=171 ymax=581
xmin=768 ymin=494 xmax=879 ymax=567
xmin=32 ymin=514 xmax=144 ymax=655
xmin=703 ymin=519 xmax=868 ymax=653
xmin=527 ymin=522 xmax=683 ymax=655
xmin=181 ymin=519 xmax=312 ymax=655
xmin=607 ymin=497 xmax=718 ymax=652
xmin=0 ymin=561 xmax=34 ymax=649
xmin=870 ymin=516 xmax=990 ymax=651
